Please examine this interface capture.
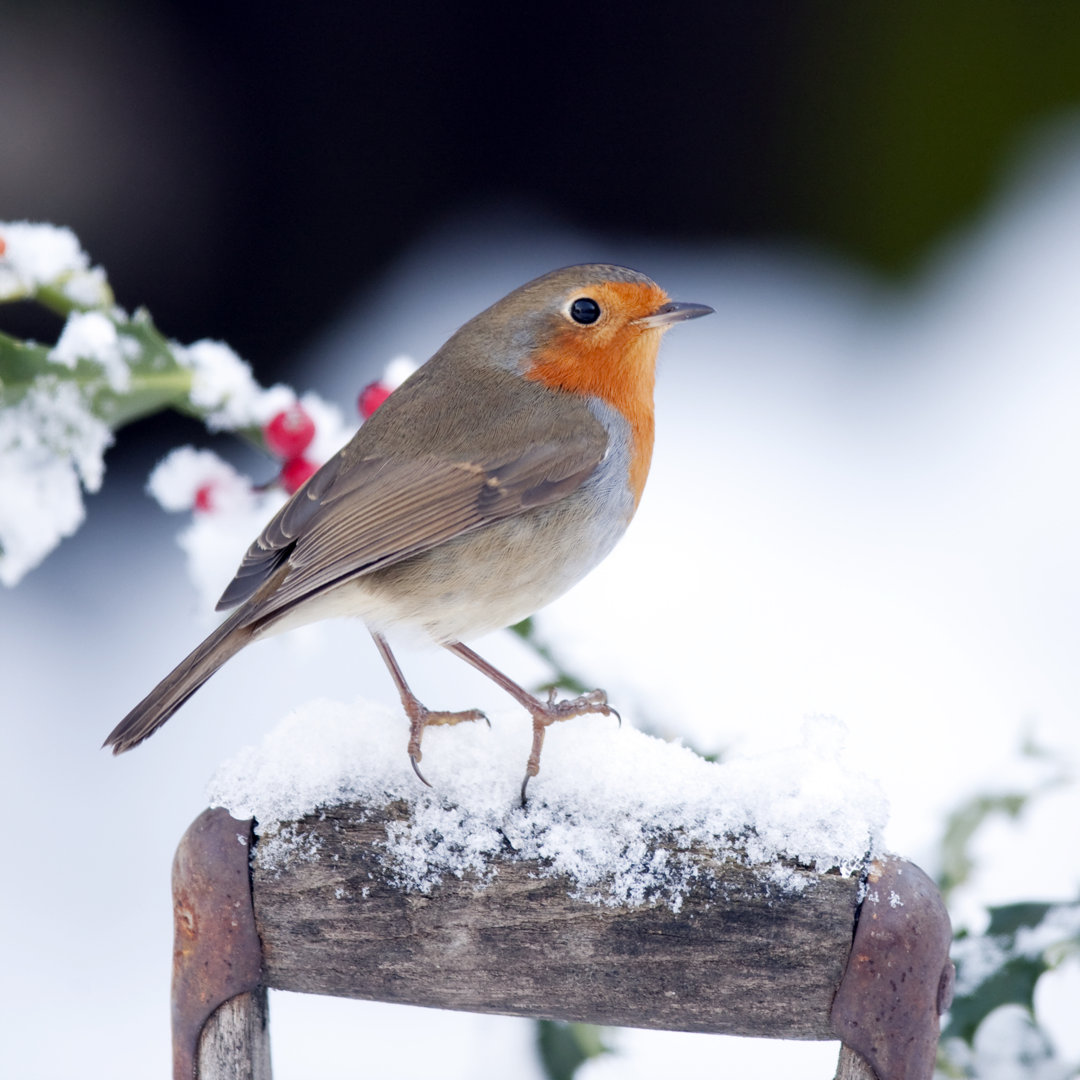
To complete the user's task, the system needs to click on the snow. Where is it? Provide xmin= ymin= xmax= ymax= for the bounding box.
xmin=943 ymin=1007 xmax=1068 ymax=1080
xmin=1014 ymin=902 xmax=1080 ymax=961
xmin=0 ymin=220 xmax=109 ymax=305
xmin=143 ymin=392 xmax=353 ymax=613
xmin=0 ymin=224 xmax=124 ymax=583
xmin=50 ymin=309 xmax=137 ymax=391
xmin=382 ymin=354 xmax=417 ymax=389
xmin=952 ymin=902 xmax=1080 ymax=998
xmin=0 ymin=284 xmax=351 ymax=589
xmin=208 ymin=702 xmax=884 ymax=907
xmin=147 ymin=445 xmax=255 ymax=513
xmin=249 ymin=382 xmax=299 ymax=426
xmin=296 ymin=389 xmax=353 ymax=462
xmin=147 ymin=446 xmax=286 ymax=611
xmin=178 ymin=499 xmax=288 ymax=614
xmin=178 ymin=338 xmax=266 ymax=429
xmin=0 ymin=379 xmax=112 ymax=585
xmin=176 ymin=338 xmax=355 ymax=448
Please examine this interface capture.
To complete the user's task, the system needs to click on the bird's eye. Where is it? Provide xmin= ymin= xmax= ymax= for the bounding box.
xmin=569 ymin=297 xmax=601 ymax=325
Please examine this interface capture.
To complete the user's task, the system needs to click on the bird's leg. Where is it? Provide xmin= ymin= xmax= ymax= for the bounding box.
xmin=371 ymin=632 xmax=487 ymax=787
xmin=443 ymin=641 xmax=620 ymax=805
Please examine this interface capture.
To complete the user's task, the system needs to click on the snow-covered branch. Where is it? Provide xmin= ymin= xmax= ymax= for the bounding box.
xmin=0 ymin=221 xmax=410 ymax=589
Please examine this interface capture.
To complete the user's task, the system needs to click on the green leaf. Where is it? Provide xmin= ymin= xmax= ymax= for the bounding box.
xmin=93 ymin=316 xmax=194 ymax=427
xmin=986 ymin=902 xmax=1055 ymax=937
xmin=536 ymin=1020 xmax=611 ymax=1080
xmin=0 ymin=331 xmax=51 ymax=402
xmin=943 ymin=899 xmax=1080 ymax=1046
xmin=0 ymin=312 xmax=194 ymax=430
xmin=34 ymin=277 xmax=114 ymax=316
xmin=938 ymin=792 xmax=1027 ymax=898
xmin=944 ymin=955 xmax=1046 ymax=1043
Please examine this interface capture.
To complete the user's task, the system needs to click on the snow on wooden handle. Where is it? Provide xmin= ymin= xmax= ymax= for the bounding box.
xmin=250 ymin=803 xmax=861 ymax=1040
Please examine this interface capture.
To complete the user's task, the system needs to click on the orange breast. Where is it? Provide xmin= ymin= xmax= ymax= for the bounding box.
xmin=524 ymin=281 xmax=666 ymax=509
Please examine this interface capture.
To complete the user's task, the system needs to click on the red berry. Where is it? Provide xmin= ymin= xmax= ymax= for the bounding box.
xmin=193 ymin=484 xmax=215 ymax=512
xmin=280 ymin=456 xmax=318 ymax=494
xmin=358 ymin=381 xmax=391 ymax=419
xmin=264 ymin=405 xmax=316 ymax=458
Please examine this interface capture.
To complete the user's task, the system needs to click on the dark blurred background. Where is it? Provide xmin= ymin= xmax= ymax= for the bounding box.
xmin=4 ymin=1 xmax=1080 ymax=381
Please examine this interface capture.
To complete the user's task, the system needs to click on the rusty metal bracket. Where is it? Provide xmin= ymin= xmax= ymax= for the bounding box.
xmin=830 ymin=857 xmax=955 ymax=1080
xmin=172 ymin=808 xmax=263 ymax=1080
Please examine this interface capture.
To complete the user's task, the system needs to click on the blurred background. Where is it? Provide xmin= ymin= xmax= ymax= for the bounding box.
xmin=4 ymin=3 xmax=1080 ymax=1078
xmin=5 ymin=2 xmax=1080 ymax=381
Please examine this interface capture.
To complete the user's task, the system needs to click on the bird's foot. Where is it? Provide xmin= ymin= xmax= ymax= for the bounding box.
xmin=405 ymin=702 xmax=489 ymax=786
xmin=520 ymin=688 xmax=620 ymax=805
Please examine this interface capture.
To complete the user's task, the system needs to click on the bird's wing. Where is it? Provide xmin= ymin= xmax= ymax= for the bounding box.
xmin=215 ymin=434 xmax=606 ymax=619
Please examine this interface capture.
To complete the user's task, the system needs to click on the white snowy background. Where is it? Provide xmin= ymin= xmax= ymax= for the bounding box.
xmin=3 ymin=119 xmax=1080 ymax=1078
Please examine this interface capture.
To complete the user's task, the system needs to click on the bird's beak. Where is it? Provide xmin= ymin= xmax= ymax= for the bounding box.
xmin=636 ymin=300 xmax=714 ymax=330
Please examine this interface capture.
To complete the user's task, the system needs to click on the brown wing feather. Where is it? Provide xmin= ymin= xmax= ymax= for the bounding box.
xmin=215 ymin=451 xmax=349 ymax=610
xmin=216 ymin=434 xmax=605 ymax=622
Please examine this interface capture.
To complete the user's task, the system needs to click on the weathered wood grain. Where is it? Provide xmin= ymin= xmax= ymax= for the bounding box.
xmin=834 ymin=1045 xmax=878 ymax=1080
xmin=251 ymin=803 xmax=862 ymax=1040
xmin=197 ymin=989 xmax=271 ymax=1080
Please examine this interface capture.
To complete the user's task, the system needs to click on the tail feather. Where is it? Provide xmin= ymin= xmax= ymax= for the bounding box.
xmin=104 ymin=610 xmax=255 ymax=754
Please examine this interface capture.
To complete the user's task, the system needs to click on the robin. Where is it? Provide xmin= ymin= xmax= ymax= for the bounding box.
xmin=104 ymin=264 xmax=712 ymax=802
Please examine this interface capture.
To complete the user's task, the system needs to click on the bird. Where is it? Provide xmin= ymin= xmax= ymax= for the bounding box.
xmin=104 ymin=264 xmax=713 ymax=802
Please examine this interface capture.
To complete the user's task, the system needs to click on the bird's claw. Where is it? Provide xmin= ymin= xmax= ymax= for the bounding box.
xmin=410 ymin=754 xmax=433 ymax=788
xmin=540 ymin=687 xmax=616 ymax=722
xmin=405 ymin=705 xmax=489 ymax=788
xmin=520 ymin=687 xmax=618 ymax=806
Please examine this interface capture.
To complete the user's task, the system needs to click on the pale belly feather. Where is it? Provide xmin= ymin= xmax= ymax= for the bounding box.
xmin=260 ymin=445 xmax=635 ymax=645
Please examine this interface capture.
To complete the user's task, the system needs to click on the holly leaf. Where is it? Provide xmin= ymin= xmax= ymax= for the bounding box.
xmin=0 ymin=313 xmax=194 ymax=429
xmin=943 ymin=901 xmax=1074 ymax=1045
xmin=0 ymin=331 xmax=51 ymax=403
xmin=536 ymin=1021 xmax=611 ymax=1080
xmin=938 ymin=793 xmax=1027 ymax=898
xmin=944 ymin=954 xmax=1046 ymax=1043
xmin=986 ymin=901 xmax=1056 ymax=937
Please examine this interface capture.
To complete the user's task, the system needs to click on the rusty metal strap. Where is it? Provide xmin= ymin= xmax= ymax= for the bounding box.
xmin=830 ymin=857 xmax=955 ymax=1080
xmin=172 ymin=808 xmax=263 ymax=1080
